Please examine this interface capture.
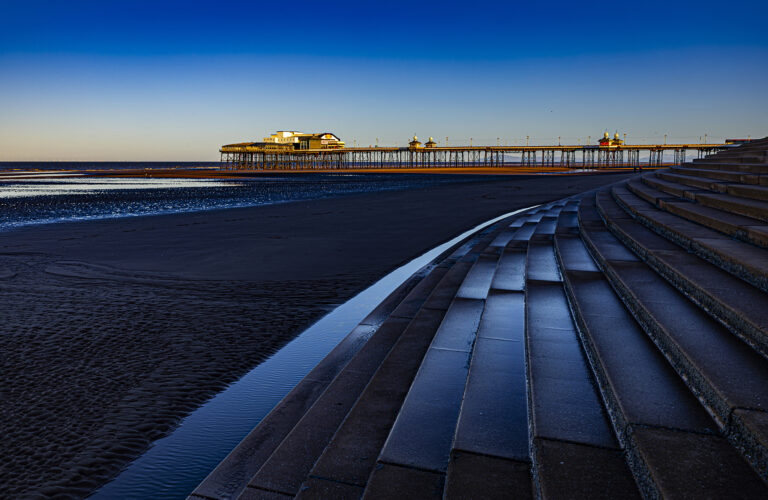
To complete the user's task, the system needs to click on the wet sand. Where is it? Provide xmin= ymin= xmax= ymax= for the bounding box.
xmin=0 ymin=172 xmax=637 ymax=498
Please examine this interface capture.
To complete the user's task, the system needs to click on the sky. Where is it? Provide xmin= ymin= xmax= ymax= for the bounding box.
xmin=1 ymin=0 xmax=766 ymax=161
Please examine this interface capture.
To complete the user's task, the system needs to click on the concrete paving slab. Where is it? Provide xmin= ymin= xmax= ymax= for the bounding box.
xmin=555 ymin=211 xmax=579 ymax=234
xmin=306 ymin=308 xmax=449 ymax=487
xmin=534 ymin=216 xmax=558 ymax=235
xmin=555 ymin=234 xmax=599 ymax=272
xmin=476 ymin=290 xmax=524 ymax=342
xmin=642 ymin=175 xmax=699 ymax=198
xmin=491 ymin=248 xmax=526 ymax=291
xmin=527 ymin=241 xmax=561 ymax=282
xmin=337 ymin=318 xmax=410 ymax=374
xmin=453 ymin=336 xmax=528 ymax=461
xmin=295 ymin=477 xmax=364 ymax=500
xmin=664 ymin=199 xmax=767 ymax=242
xmin=421 ymin=261 xmax=474 ymax=311
xmin=388 ymin=265 xmax=449 ymax=320
xmin=733 ymin=408 xmax=768 ymax=480
xmin=581 ymin=226 xmax=640 ymax=262
xmin=564 ymin=270 xmax=717 ymax=434
xmin=456 ymin=254 xmax=499 ymax=300
xmin=728 ymin=183 xmax=768 ymax=201
xmin=597 ymin=190 xmax=634 ymax=220
xmin=650 ymin=249 xmax=768 ymax=334
xmin=512 ymin=222 xmax=538 ymax=240
xmin=363 ymin=463 xmax=444 ymax=500
xmin=534 ymin=438 xmax=640 ymax=500
xmin=631 ymin=426 xmax=767 ymax=498
xmin=378 ymin=347 xmax=472 ymax=472
xmin=696 ymin=192 xmax=768 ymax=222
xmin=247 ymin=366 xmax=378 ymax=495
xmin=237 ymin=486 xmax=292 ymax=500
xmin=489 ymin=229 xmax=518 ymax=248
xmin=525 ymin=283 xmax=576 ymax=331
xmin=691 ymin=236 xmax=768 ymax=290
xmin=658 ymin=169 xmax=727 ymax=191
xmin=527 ymin=283 xmax=617 ymax=449
xmin=610 ymin=261 xmax=768 ymax=416
xmin=429 ymin=298 xmax=484 ymax=352
xmin=627 ymin=179 xmax=678 ymax=207
xmin=445 ymin=452 xmax=532 ymax=500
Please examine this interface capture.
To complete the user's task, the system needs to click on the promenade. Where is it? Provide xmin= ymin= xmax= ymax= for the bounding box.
xmin=191 ymin=139 xmax=768 ymax=499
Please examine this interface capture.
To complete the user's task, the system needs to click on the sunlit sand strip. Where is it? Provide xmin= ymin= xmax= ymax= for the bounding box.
xmin=0 ymin=171 xmax=84 ymax=179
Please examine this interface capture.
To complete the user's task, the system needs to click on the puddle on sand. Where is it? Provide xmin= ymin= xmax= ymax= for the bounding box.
xmin=88 ymin=205 xmax=535 ymax=500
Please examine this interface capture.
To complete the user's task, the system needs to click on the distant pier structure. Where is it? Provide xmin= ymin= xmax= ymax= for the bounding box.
xmin=219 ymin=131 xmax=734 ymax=170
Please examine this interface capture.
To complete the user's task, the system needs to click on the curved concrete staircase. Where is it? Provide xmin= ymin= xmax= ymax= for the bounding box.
xmin=190 ymin=139 xmax=768 ymax=499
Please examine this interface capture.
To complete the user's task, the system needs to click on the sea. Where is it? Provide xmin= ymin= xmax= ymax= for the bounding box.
xmin=0 ymin=162 xmax=508 ymax=232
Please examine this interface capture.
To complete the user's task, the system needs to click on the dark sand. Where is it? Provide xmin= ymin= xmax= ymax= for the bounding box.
xmin=0 ymin=172 xmax=637 ymax=498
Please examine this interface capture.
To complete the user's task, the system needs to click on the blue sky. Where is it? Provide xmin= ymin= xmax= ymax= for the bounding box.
xmin=1 ymin=0 xmax=766 ymax=160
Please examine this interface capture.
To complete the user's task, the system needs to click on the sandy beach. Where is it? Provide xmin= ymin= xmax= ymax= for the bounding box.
xmin=0 ymin=172 xmax=637 ymax=498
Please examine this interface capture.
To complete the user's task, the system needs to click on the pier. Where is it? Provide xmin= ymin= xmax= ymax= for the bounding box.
xmin=220 ymin=137 xmax=730 ymax=171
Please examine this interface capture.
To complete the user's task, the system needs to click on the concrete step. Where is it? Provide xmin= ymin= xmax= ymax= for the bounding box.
xmin=557 ymin=219 xmax=766 ymax=498
xmin=447 ymin=289 xmax=531 ymax=499
xmin=525 ymin=237 xmax=638 ymax=498
xmin=704 ymin=147 xmax=768 ymax=158
xmin=655 ymin=170 xmax=728 ymax=193
xmin=693 ymin=155 xmax=767 ymax=165
xmin=672 ymin=166 xmax=763 ymax=185
xmin=642 ymin=174 xmax=699 ymax=199
xmin=593 ymin=190 xmax=768 ymax=483
xmin=629 ymin=179 xmax=768 ymax=248
xmin=694 ymin=191 xmax=768 ymax=223
xmin=364 ymin=208 xmax=561 ymax=498
xmin=444 ymin=209 xmax=571 ymax=499
xmin=684 ymin=162 xmax=768 ymax=174
xmin=362 ymin=234 xmax=517 ymax=498
xmin=611 ymin=185 xmax=768 ymax=293
xmin=602 ymin=188 xmax=768 ymax=357
xmin=727 ymin=183 xmax=768 ymax=202
xmin=296 ymin=290 xmax=472 ymax=497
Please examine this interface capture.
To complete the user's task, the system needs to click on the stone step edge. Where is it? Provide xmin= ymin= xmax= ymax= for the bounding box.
xmin=631 ymin=177 xmax=768 ymax=249
xmin=555 ymin=232 xmax=668 ymax=499
xmin=612 ymin=184 xmax=768 ymax=294
xmin=188 ymin=211 xmax=527 ymax=500
xmin=560 ymin=222 xmax=759 ymax=498
xmin=602 ymin=186 xmax=768 ymax=360
xmin=674 ymin=167 xmax=763 ymax=185
xmin=590 ymin=192 xmax=768 ymax=485
xmin=620 ymin=184 xmax=768 ymax=360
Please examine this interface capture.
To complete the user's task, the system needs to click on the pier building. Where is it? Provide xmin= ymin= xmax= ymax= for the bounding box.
xmin=229 ymin=131 xmax=345 ymax=153
xmin=598 ymin=131 xmax=624 ymax=147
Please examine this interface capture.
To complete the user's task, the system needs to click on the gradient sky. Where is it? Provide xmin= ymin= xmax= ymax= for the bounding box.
xmin=1 ymin=0 xmax=766 ymax=161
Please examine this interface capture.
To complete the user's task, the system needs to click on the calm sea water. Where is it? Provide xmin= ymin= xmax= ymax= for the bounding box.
xmin=0 ymin=166 xmax=506 ymax=232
